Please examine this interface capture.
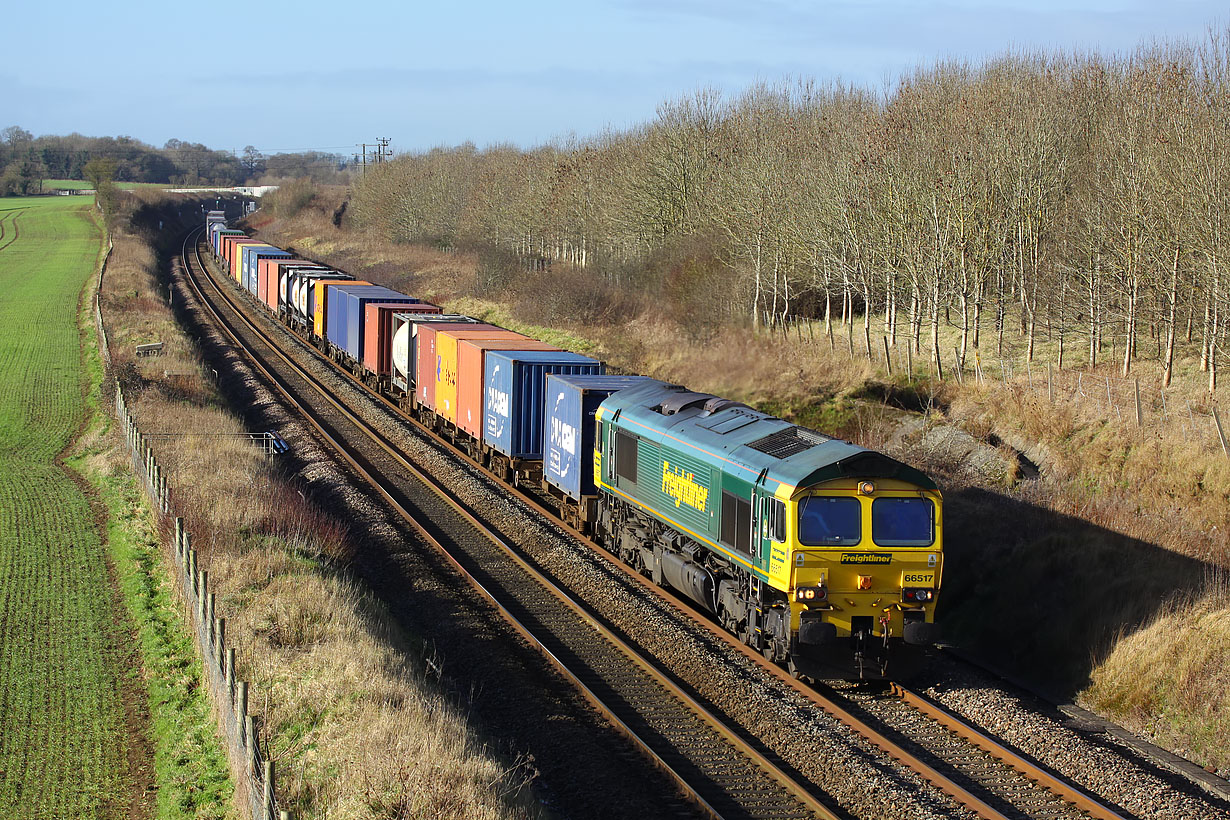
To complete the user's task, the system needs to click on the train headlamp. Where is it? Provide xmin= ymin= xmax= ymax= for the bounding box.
xmin=902 ymin=588 xmax=934 ymax=603
xmin=794 ymin=586 xmax=827 ymax=602
xmin=858 ymin=481 xmax=876 ymax=496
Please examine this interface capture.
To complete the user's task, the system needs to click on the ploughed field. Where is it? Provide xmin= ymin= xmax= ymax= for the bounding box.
xmin=0 ymin=198 xmax=131 ymax=817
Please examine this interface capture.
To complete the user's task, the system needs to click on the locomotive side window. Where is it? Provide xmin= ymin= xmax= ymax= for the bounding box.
xmin=614 ymin=430 xmax=638 ymax=484
xmin=871 ymin=498 xmax=934 ymax=546
xmin=771 ymin=498 xmax=787 ymax=542
xmin=797 ymin=496 xmax=861 ymax=546
xmin=721 ymin=491 xmax=752 ymax=553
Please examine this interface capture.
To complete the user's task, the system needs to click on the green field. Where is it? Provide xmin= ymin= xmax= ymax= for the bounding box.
xmin=0 ymin=197 xmax=135 ymax=818
xmin=41 ymin=179 xmax=170 ymax=192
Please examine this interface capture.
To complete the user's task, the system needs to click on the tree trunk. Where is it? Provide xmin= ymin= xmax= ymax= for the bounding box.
xmin=752 ymin=232 xmax=763 ymax=329
xmin=1122 ymin=273 xmax=1138 ymax=379
xmin=1163 ymin=244 xmax=1180 ymax=388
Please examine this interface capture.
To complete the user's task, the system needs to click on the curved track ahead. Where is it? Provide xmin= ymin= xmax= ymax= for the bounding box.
xmin=180 ymin=227 xmax=1136 ymax=820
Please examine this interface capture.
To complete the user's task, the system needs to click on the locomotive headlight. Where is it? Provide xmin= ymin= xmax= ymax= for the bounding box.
xmin=858 ymin=481 xmax=875 ymax=495
xmin=794 ymin=586 xmax=827 ymax=602
xmin=902 ymin=588 xmax=934 ymax=603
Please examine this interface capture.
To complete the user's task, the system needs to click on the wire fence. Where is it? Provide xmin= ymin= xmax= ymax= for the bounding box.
xmin=94 ymin=237 xmax=291 ymax=820
xmin=763 ymin=312 xmax=1230 ymax=458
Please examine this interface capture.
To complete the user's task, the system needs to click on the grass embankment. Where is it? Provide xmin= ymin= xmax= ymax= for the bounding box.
xmin=251 ymin=191 xmax=1230 ymax=774
xmin=108 ymin=197 xmax=534 ymax=819
xmin=0 ymin=197 xmax=142 ymax=817
xmin=87 ymin=224 xmax=240 ymax=818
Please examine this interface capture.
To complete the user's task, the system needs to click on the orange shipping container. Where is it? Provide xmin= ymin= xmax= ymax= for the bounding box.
xmin=414 ymin=323 xmax=500 ymax=410
xmin=456 ymin=337 xmax=558 ymax=440
xmin=427 ymin=327 xmax=523 ymax=419
xmin=259 ymin=258 xmax=317 ymax=311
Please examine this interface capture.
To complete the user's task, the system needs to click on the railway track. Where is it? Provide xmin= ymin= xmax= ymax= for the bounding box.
xmin=179 ymin=226 xmax=1141 ymax=820
xmin=179 ymin=229 xmax=839 ymax=820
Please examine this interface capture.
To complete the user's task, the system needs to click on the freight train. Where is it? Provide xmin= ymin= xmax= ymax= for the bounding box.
xmin=204 ymin=211 xmax=944 ymax=678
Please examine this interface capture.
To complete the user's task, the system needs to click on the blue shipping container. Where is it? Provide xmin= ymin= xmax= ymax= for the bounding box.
xmin=484 ymin=350 xmax=604 ymax=460
xmin=544 ymin=374 xmax=656 ymax=499
xmin=242 ymin=246 xmax=290 ymax=295
xmin=326 ymin=284 xmax=416 ymax=362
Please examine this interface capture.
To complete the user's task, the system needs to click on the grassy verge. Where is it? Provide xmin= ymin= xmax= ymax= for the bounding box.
xmin=69 ymin=226 xmax=237 ymax=818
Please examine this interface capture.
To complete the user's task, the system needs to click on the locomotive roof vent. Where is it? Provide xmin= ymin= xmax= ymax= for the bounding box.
xmin=655 ymin=391 xmax=716 ymax=415
xmin=747 ymin=426 xmax=830 ymax=459
xmin=700 ymin=397 xmax=749 ymax=415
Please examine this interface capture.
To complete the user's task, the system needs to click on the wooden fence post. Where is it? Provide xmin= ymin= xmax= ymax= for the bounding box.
xmin=1134 ymin=378 xmax=1143 ymax=427
xmin=1214 ymin=407 xmax=1229 ymax=458
xmin=1047 ymin=363 xmax=1054 ymax=403
xmin=264 ymin=761 xmax=275 ymax=819
xmin=237 ymin=681 xmax=248 ymax=746
xmin=198 ymin=571 xmax=209 ymax=624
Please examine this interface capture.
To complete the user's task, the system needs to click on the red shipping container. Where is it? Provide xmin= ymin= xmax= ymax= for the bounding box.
xmin=225 ymin=238 xmax=262 ymax=282
xmin=456 ymin=338 xmax=558 ymax=441
xmin=362 ymin=302 xmax=441 ymax=376
xmin=222 ymin=235 xmax=259 ymax=268
xmin=413 ymin=324 xmax=502 ymax=412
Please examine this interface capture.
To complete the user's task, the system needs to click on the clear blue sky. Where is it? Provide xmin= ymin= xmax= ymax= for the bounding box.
xmin=3 ymin=1 xmax=1223 ymax=157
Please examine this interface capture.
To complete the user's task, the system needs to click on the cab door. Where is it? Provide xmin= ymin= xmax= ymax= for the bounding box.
xmin=751 ymin=471 xmax=773 ymax=574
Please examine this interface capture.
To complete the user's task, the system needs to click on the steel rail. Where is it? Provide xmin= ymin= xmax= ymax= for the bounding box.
xmin=891 ymin=683 xmax=1132 ymax=820
xmin=180 ymin=228 xmax=839 ymax=820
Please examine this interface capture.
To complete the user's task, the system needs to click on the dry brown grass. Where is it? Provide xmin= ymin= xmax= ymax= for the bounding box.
xmin=1082 ymin=571 xmax=1230 ymax=772
xmin=101 ymin=218 xmax=535 ymax=819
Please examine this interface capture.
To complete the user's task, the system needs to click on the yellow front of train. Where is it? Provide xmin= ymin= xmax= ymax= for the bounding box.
xmin=769 ymin=477 xmax=943 ymax=673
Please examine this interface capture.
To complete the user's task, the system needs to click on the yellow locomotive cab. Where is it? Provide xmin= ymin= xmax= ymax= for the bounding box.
xmin=774 ymin=479 xmax=943 ymax=648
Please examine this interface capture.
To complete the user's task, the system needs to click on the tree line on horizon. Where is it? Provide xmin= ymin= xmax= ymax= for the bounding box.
xmin=350 ymin=27 xmax=1230 ymax=392
xmin=0 ymin=127 xmax=351 ymax=195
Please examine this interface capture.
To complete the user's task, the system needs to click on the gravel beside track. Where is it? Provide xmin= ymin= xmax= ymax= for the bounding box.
xmin=917 ymin=663 xmax=1230 ymax=820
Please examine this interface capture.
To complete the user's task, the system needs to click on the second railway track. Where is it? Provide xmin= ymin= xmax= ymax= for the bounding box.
xmin=175 ymin=224 xmax=1166 ymax=820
